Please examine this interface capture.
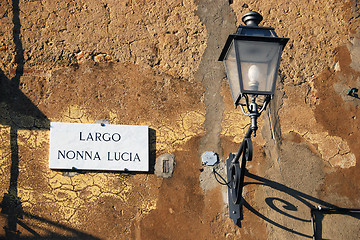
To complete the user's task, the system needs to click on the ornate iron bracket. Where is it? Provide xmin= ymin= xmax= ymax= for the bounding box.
xmin=226 ymin=95 xmax=270 ymax=226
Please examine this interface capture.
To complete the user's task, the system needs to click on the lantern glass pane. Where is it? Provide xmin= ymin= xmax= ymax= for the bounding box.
xmin=224 ymin=41 xmax=241 ymax=103
xmin=235 ymin=40 xmax=282 ymax=94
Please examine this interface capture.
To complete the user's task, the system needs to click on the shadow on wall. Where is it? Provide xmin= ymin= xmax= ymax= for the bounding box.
xmin=0 ymin=0 xmax=50 ymax=239
xmin=242 ymin=170 xmax=360 ymax=240
xmin=148 ymin=128 xmax=157 ymax=174
xmin=0 ymin=211 xmax=101 ymax=240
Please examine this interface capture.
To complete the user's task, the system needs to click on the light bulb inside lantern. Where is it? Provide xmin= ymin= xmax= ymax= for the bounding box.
xmin=248 ymin=65 xmax=260 ymax=91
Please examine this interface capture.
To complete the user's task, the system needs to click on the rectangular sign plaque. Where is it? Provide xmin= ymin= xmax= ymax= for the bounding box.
xmin=49 ymin=122 xmax=149 ymax=172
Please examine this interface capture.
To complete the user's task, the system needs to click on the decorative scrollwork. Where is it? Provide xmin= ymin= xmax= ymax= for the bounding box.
xmin=229 ymin=136 xmax=253 ymax=205
xmin=243 ymin=138 xmax=253 ymax=162
xmin=230 ymin=162 xmax=241 ymax=204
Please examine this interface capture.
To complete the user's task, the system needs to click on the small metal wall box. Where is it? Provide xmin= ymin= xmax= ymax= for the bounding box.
xmin=201 ymin=151 xmax=218 ymax=166
xmin=155 ymin=153 xmax=175 ymax=178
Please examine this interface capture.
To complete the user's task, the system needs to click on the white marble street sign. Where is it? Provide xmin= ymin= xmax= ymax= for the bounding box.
xmin=49 ymin=122 xmax=149 ymax=171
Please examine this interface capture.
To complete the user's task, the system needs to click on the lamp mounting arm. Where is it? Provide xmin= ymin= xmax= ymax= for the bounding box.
xmin=239 ymin=94 xmax=271 ymax=137
xmin=258 ymin=95 xmax=271 ymax=114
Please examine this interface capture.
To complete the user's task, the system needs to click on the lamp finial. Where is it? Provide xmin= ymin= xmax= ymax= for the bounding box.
xmin=242 ymin=11 xmax=263 ymax=26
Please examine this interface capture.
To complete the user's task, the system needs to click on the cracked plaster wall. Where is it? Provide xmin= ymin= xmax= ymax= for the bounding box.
xmin=0 ymin=0 xmax=360 ymax=239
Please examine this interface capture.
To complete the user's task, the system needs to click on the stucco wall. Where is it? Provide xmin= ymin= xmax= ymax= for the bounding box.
xmin=0 ymin=0 xmax=359 ymax=239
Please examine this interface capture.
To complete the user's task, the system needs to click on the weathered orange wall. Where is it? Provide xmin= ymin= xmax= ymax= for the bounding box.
xmin=0 ymin=0 xmax=359 ymax=239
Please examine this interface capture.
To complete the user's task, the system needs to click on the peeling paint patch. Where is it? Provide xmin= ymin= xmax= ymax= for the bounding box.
xmin=156 ymin=111 xmax=205 ymax=153
xmin=279 ymin=80 xmax=356 ymax=169
xmin=297 ymin=131 xmax=356 ymax=168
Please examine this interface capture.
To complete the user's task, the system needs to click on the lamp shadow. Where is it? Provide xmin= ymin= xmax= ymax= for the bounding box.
xmin=241 ymin=170 xmax=360 ymax=239
xmin=0 ymin=0 xmax=50 ymax=239
xmin=0 ymin=210 xmax=101 ymax=240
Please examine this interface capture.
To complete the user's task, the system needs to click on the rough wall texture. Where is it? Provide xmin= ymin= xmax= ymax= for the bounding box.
xmin=0 ymin=0 xmax=359 ymax=239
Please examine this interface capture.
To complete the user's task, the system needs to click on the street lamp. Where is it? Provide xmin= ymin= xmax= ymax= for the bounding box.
xmin=219 ymin=11 xmax=289 ymax=225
